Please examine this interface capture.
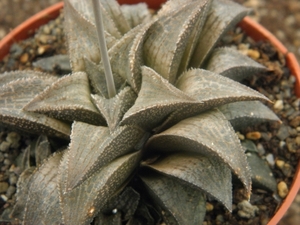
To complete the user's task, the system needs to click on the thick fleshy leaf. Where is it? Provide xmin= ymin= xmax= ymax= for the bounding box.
xmin=60 ymin=121 xmax=144 ymax=191
xmin=246 ymin=152 xmax=277 ymax=192
xmin=190 ymin=0 xmax=250 ymax=67
xmin=205 ymin=47 xmax=266 ymax=81
xmin=219 ymin=101 xmax=280 ymax=131
xmin=176 ymin=69 xmax=270 ymax=110
xmin=100 ymin=0 xmax=131 ymax=34
xmin=142 ymin=152 xmax=232 ymax=210
xmin=34 ymin=135 xmax=52 ymax=166
xmin=33 ymin=54 xmax=71 ymax=75
xmin=22 ymin=152 xmax=64 ymax=224
xmin=147 ymin=109 xmax=251 ymax=196
xmin=106 ymin=22 xmax=152 ymax=93
xmin=101 ymin=187 xmax=140 ymax=221
xmin=92 ymin=86 xmax=137 ymax=130
xmin=120 ymin=66 xmax=200 ymax=130
xmin=24 ymin=72 xmax=105 ymax=126
xmin=64 ymin=0 xmax=117 ymax=71
xmin=10 ymin=167 xmax=35 ymax=221
xmin=143 ymin=0 xmax=209 ymax=83
xmin=0 ymin=71 xmax=70 ymax=139
xmin=140 ymin=172 xmax=206 ymax=225
xmin=120 ymin=3 xmax=152 ymax=28
xmin=66 ymin=0 xmax=122 ymax=38
xmin=59 ymin=151 xmax=141 ymax=225
xmin=84 ymin=57 xmax=125 ymax=97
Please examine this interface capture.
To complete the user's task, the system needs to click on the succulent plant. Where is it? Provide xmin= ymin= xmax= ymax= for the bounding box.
xmin=0 ymin=0 xmax=281 ymax=224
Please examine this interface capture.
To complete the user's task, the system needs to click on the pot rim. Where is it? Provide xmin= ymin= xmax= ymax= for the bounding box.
xmin=0 ymin=2 xmax=299 ymax=225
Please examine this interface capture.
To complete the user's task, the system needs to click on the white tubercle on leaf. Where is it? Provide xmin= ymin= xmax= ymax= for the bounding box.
xmin=92 ymin=0 xmax=116 ymax=98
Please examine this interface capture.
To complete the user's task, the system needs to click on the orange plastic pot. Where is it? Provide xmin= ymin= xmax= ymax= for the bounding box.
xmin=0 ymin=2 xmax=299 ymax=225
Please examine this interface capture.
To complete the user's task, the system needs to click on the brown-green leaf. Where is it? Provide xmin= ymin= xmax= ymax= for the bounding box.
xmin=24 ymin=72 xmax=105 ymax=126
xmin=120 ymin=66 xmax=199 ymax=130
xmin=59 ymin=121 xmax=144 ymax=191
xmin=205 ymin=47 xmax=266 ymax=81
xmin=147 ymin=109 xmax=252 ymax=196
xmin=143 ymin=0 xmax=209 ymax=83
xmin=190 ymin=0 xmax=250 ymax=67
xmin=140 ymin=172 xmax=206 ymax=225
xmin=59 ymin=151 xmax=141 ymax=225
xmin=0 ymin=71 xmax=70 ymax=139
xmin=218 ymin=101 xmax=280 ymax=131
xmin=142 ymin=152 xmax=232 ymax=211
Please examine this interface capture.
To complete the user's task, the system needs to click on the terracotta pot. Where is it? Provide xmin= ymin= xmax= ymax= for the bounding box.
xmin=0 ymin=2 xmax=299 ymax=225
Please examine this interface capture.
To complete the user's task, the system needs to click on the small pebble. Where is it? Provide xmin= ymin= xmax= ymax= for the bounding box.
xmin=20 ymin=53 xmax=29 ymax=64
xmin=0 ymin=182 xmax=9 ymax=193
xmin=266 ymin=154 xmax=275 ymax=167
xmin=3 ymin=159 xmax=11 ymax=166
xmin=246 ymin=131 xmax=261 ymax=140
xmin=276 ymin=125 xmax=290 ymax=140
xmin=237 ymin=200 xmax=259 ymax=219
xmin=6 ymin=132 xmax=20 ymax=148
xmin=5 ymin=186 xmax=16 ymax=199
xmin=274 ymin=100 xmax=284 ymax=110
xmin=206 ymin=202 xmax=214 ymax=212
xmin=236 ymin=132 xmax=245 ymax=140
xmin=247 ymin=49 xmax=260 ymax=59
xmin=0 ymin=141 xmax=10 ymax=152
xmin=8 ymin=174 xmax=18 ymax=185
xmin=277 ymin=181 xmax=289 ymax=198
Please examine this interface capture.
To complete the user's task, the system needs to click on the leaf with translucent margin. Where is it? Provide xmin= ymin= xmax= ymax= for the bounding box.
xmin=64 ymin=0 xmax=117 ymax=71
xmin=59 ymin=151 xmax=141 ymax=225
xmin=92 ymin=86 xmax=137 ymax=131
xmin=140 ymin=172 xmax=206 ymax=225
xmin=176 ymin=69 xmax=270 ymax=108
xmin=142 ymin=152 xmax=232 ymax=211
xmin=143 ymin=1 xmax=209 ymax=83
xmin=59 ymin=121 xmax=144 ymax=191
xmin=0 ymin=71 xmax=70 ymax=139
xmin=120 ymin=66 xmax=201 ymax=130
xmin=34 ymin=135 xmax=52 ymax=166
xmin=147 ymin=109 xmax=251 ymax=197
xmin=190 ymin=0 xmax=251 ymax=67
xmin=120 ymin=3 xmax=152 ymax=28
xmin=205 ymin=47 xmax=266 ymax=81
xmin=23 ymin=152 xmax=64 ymax=224
xmin=24 ymin=72 xmax=105 ymax=126
xmin=218 ymin=101 xmax=280 ymax=131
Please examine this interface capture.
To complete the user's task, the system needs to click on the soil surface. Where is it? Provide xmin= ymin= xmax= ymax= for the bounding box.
xmin=0 ymin=0 xmax=299 ymax=224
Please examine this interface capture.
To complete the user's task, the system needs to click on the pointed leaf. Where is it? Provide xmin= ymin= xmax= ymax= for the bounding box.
xmin=64 ymin=0 xmax=117 ymax=71
xmin=100 ymin=0 xmax=131 ymax=34
xmin=246 ymin=152 xmax=277 ymax=192
xmin=120 ymin=67 xmax=199 ymax=130
xmin=190 ymin=0 xmax=250 ymax=67
xmin=66 ymin=0 xmax=122 ymax=38
xmin=144 ymin=1 xmax=209 ymax=83
xmin=83 ymin=57 xmax=125 ymax=97
xmin=24 ymin=72 xmax=105 ymax=126
xmin=33 ymin=54 xmax=71 ymax=75
xmin=176 ymin=68 xmax=270 ymax=110
xmin=35 ymin=135 xmax=52 ymax=166
xmin=22 ymin=152 xmax=64 ymax=224
xmin=59 ymin=151 xmax=141 ymax=225
xmin=92 ymin=86 xmax=137 ymax=130
xmin=142 ymin=152 xmax=232 ymax=210
xmin=0 ymin=71 xmax=70 ymax=139
xmin=147 ymin=109 xmax=251 ymax=195
xmin=106 ymin=22 xmax=152 ymax=92
xmin=219 ymin=101 xmax=280 ymax=131
xmin=140 ymin=172 xmax=206 ymax=225
xmin=205 ymin=47 xmax=266 ymax=81
xmin=10 ymin=167 xmax=35 ymax=221
xmin=120 ymin=3 xmax=152 ymax=28
xmin=60 ymin=121 xmax=144 ymax=191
